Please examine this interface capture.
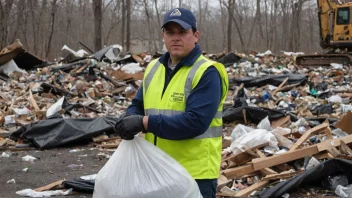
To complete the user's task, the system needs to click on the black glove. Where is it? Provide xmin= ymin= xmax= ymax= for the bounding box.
xmin=115 ymin=115 xmax=145 ymax=140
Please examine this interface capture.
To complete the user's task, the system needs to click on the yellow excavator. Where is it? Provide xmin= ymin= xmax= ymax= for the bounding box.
xmin=296 ymin=0 xmax=352 ymax=66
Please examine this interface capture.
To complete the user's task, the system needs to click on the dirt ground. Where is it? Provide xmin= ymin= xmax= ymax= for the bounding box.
xmin=0 ymin=145 xmax=111 ymax=198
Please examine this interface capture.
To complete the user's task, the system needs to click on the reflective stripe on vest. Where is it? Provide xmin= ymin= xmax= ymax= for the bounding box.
xmin=144 ymin=108 xmax=223 ymax=139
xmin=144 ymin=61 xmax=161 ymax=93
xmin=143 ymin=59 xmax=207 ymax=99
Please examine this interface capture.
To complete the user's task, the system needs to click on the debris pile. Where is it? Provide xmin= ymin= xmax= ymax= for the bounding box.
xmin=1 ymin=40 xmax=352 ymax=197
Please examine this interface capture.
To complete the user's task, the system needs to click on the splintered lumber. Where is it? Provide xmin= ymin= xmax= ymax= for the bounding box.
xmin=271 ymin=116 xmax=291 ymax=129
xmin=289 ymin=123 xmax=329 ymax=151
xmin=314 ymin=152 xmax=334 ymax=160
xmin=253 ymin=146 xmax=319 ymax=170
xmin=339 ymin=140 xmax=352 ymax=156
xmin=217 ymin=175 xmax=232 ymax=192
xmin=262 ymin=170 xmax=303 ymax=181
xmin=222 ymin=143 xmax=268 ymax=162
xmin=34 ymin=179 xmax=65 ymax=192
xmin=223 ymin=164 xmax=254 ymax=179
xmin=324 ymin=127 xmax=333 ymax=140
xmin=272 ymin=77 xmax=289 ymax=95
xmin=28 ymin=90 xmax=40 ymax=111
xmin=224 ymin=134 xmax=352 ymax=178
xmin=254 ymin=134 xmax=352 ymax=170
xmin=255 ymin=149 xmax=278 ymax=175
xmin=221 ymin=180 xmax=270 ymax=198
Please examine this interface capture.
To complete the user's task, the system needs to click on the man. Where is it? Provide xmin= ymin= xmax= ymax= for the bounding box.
xmin=115 ymin=7 xmax=228 ymax=198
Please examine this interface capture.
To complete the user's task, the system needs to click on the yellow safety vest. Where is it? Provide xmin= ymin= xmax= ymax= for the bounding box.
xmin=143 ymin=55 xmax=229 ymax=179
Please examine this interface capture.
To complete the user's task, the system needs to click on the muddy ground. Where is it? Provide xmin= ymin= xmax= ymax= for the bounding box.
xmin=0 ymin=145 xmax=111 ymax=198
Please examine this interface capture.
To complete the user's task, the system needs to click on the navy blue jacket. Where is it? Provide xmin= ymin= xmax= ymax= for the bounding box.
xmin=126 ymin=44 xmax=222 ymax=140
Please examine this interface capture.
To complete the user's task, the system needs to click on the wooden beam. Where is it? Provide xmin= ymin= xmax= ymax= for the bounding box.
xmin=222 ymin=143 xmax=268 ymax=162
xmin=255 ymin=149 xmax=278 ymax=175
xmin=271 ymin=115 xmax=291 ymax=129
xmin=289 ymin=123 xmax=328 ymax=151
xmin=272 ymin=77 xmax=289 ymax=96
xmin=254 ymin=134 xmax=352 ymax=171
xmin=224 ymin=134 xmax=352 ymax=179
xmin=314 ymin=152 xmax=334 ymax=160
xmin=231 ymin=180 xmax=270 ymax=198
xmin=253 ymin=146 xmax=319 ymax=170
xmin=222 ymin=164 xmax=254 ymax=179
xmin=262 ymin=170 xmax=303 ymax=181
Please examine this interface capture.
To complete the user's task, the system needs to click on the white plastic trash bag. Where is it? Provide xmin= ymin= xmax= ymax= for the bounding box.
xmin=231 ymin=124 xmax=255 ymax=140
xmin=93 ymin=136 xmax=202 ymax=198
xmin=228 ymin=129 xmax=279 ymax=155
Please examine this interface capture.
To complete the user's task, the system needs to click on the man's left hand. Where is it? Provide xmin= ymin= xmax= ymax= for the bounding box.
xmin=115 ymin=115 xmax=145 ymax=140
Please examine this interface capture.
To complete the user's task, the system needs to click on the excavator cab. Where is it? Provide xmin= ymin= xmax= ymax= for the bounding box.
xmin=296 ymin=0 xmax=352 ymax=66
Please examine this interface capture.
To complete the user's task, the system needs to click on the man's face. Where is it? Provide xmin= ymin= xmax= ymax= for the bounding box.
xmin=162 ymin=22 xmax=199 ymax=62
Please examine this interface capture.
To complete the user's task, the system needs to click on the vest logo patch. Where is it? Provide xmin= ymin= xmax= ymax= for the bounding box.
xmin=170 ymin=92 xmax=184 ymax=103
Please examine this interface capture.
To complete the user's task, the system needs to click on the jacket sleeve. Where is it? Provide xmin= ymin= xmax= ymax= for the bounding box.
xmin=126 ymin=84 xmax=145 ymax=116
xmin=147 ymin=67 xmax=222 ymax=140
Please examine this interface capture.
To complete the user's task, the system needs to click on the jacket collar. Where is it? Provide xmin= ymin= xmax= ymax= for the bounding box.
xmin=158 ymin=44 xmax=202 ymax=67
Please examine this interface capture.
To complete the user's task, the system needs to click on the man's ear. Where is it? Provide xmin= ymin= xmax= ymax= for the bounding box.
xmin=194 ymin=31 xmax=200 ymax=43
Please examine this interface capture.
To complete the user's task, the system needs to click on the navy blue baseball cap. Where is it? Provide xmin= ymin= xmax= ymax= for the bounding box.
xmin=162 ymin=8 xmax=197 ymax=30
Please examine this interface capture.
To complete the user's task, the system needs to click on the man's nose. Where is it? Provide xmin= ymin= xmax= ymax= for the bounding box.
xmin=172 ymin=35 xmax=180 ymax=41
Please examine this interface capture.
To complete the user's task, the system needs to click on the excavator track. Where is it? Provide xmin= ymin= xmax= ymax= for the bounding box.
xmin=296 ymin=54 xmax=352 ymax=67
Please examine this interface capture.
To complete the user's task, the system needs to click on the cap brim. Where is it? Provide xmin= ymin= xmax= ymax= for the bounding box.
xmin=161 ymin=19 xmax=192 ymax=30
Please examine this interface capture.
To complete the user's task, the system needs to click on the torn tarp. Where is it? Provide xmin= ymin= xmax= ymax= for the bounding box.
xmin=222 ymin=106 xmax=286 ymax=124
xmin=258 ymin=159 xmax=352 ymax=198
xmin=10 ymin=117 xmax=117 ymax=149
xmin=231 ymin=74 xmax=307 ymax=88
xmin=216 ymin=52 xmax=241 ymax=67
xmin=223 ymin=88 xmax=286 ymax=124
xmin=93 ymin=44 xmax=123 ymax=62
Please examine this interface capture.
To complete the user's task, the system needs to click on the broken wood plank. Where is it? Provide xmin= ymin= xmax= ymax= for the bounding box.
xmin=339 ymin=140 xmax=352 ymax=156
xmin=222 ymin=164 xmax=254 ymax=179
xmin=229 ymin=180 xmax=270 ymax=198
xmin=222 ymin=143 xmax=268 ymax=162
xmin=34 ymin=179 xmax=65 ymax=192
xmin=271 ymin=115 xmax=291 ymax=129
xmin=314 ymin=152 xmax=335 ymax=160
xmin=253 ymin=146 xmax=319 ymax=170
xmin=217 ymin=175 xmax=232 ymax=192
xmin=262 ymin=170 xmax=303 ymax=181
xmin=324 ymin=127 xmax=333 ymax=140
xmin=255 ymin=149 xmax=278 ymax=175
xmin=289 ymin=123 xmax=329 ymax=151
xmin=272 ymin=77 xmax=289 ymax=95
xmin=254 ymin=134 xmax=352 ymax=171
xmin=28 ymin=90 xmax=40 ymax=111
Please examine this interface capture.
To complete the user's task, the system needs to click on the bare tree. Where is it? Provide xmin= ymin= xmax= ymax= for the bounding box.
xmin=126 ymin=0 xmax=131 ymax=51
xmin=46 ymin=0 xmax=58 ymax=58
xmin=121 ymin=0 xmax=125 ymax=49
xmin=92 ymin=0 xmax=103 ymax=51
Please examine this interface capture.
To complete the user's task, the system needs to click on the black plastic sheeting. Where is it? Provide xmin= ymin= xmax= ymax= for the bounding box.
xmin=10 ymin=117 xmax=117 ymax=149
xmin=216 ymin=52 xmax=241 ymax=67
xmin=311 ymin=104 xmax=334 ymax=115
xmin=258 ymin=159 xmax=352 ymax=198
xmin=231 ymin=74 xmax=307 ymax=88
xmin=223 ymin=87 xmax=287 ymax=124
xmin=223 ymin=106 xmax=286 ymax=124
xmin=63 ymin=178 xmax=95 ymax=193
